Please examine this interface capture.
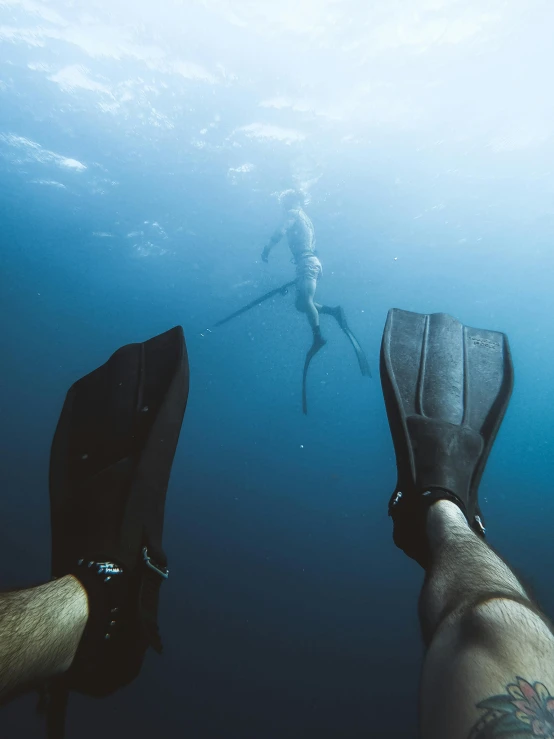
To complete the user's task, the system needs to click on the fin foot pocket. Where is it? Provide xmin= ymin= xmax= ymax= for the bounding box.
xmin=327 ymin=306 xmax=371 ymax=377
xmin=47 ymin=326 xmax=189 ymax=730
xmin=380 ymin=309 xmax=513 ymax=567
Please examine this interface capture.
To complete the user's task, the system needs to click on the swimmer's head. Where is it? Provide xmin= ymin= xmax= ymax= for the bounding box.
xmin=279 ymin=189 xmax=306 ymax=210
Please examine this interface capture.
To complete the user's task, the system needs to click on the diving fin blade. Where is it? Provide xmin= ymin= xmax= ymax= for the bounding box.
xmin=327 ymin=306 xmax=371 ymax=378
xmin=42 ymin=680 xmax=69 ymax=739
xmin=302 ymin=338 xmax=326 ymax=415
xmin=342 ymin=325 xmax=372 ymax=377
xmin=49 ymin=326 xmax=189 ymax=699
xmin=380 ymin=309 xmax=513 ymax=565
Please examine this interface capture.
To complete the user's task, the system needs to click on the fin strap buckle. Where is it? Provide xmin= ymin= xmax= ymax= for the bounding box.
xmin=142 ymin=546 xmax=169 ymax=580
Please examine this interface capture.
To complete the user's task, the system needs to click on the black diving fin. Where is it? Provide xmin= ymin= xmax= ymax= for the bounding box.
xmin=302 ymin=337 xmax=327 ymax=415
xmin=303 ymin=307 xmax=370 ymax=414
xmin=45 ymin=326 xmax=189 ymax=736
xmin=380 ymin=308 xmax=513 ymax=566
xmin=330 ymin=306 xmax=371 ymax=377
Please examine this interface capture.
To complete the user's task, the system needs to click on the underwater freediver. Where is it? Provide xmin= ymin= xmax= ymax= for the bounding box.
xmin=261 ymin=189 xmax=371 ymax=413
xmin=3 ymin=311 xmax=554 ymax=739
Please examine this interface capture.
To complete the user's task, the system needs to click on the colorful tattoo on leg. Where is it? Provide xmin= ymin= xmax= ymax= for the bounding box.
xmin=470 ymin=678 xmax=554 ymax=738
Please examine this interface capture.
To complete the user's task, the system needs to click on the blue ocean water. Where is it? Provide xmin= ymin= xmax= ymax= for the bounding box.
xmin=2 ymin=2 xmax=554 ymax=737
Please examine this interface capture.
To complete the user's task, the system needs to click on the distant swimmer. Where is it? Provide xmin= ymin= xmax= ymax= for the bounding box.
xmin=261 ymin=189 xmax=371 ymax=412
xmin=209 ymin=188 xmax=370 ymax=412
xmin=261 ymin=189 xmax=325 ymax=348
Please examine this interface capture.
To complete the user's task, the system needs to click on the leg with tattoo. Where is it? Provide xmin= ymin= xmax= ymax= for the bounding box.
xmin=420 ymin=500 xmax=554 ymax=739
xmin=379 ymin=310 xmax=554 ymax=738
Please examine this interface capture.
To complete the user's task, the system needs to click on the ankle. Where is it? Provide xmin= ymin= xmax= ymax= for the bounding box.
xmin=426 ymin=499 xmax=472 ymax=550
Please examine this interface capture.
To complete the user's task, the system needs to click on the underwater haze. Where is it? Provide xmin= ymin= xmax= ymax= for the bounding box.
xmin=2 ymin=0 xmax=554 ymax=736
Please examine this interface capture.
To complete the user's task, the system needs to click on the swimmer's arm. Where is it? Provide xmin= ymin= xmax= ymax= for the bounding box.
xmin=261 ymin=219 xmax=293 ymax=262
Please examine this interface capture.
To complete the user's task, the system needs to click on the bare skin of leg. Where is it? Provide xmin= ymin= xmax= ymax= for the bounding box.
xmin=0 ymin=575 xmax=88 ymax=699
xmin=295 ymin=278 xmax=340 ymax=339
xmin=295 ymin=276 xmax=320 ymax=332
xmin=420 ymin=500 xmax=554 ymax=738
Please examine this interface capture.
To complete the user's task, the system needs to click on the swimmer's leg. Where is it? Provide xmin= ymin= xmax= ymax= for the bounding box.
xmin=296 ymin=277 xmax=324 ymax=342
xmin=420 ymin=500 xmax=554 ymax=739
xmin=0 ymin=576 xmax=88 ymax=700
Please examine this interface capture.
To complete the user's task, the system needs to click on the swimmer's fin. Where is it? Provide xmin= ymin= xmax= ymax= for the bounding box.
xmin=380 ymin=309 xmax=513 ymax=566
xmin=327 ymin=306 xmax=371 ymax=377
xmin=46 ymin=326 xmax=189 ymax=735
xmin=302 ymin=336 xmax=327 ymax=415
xmin=213 ymin=280 xmax=296 ymax=329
